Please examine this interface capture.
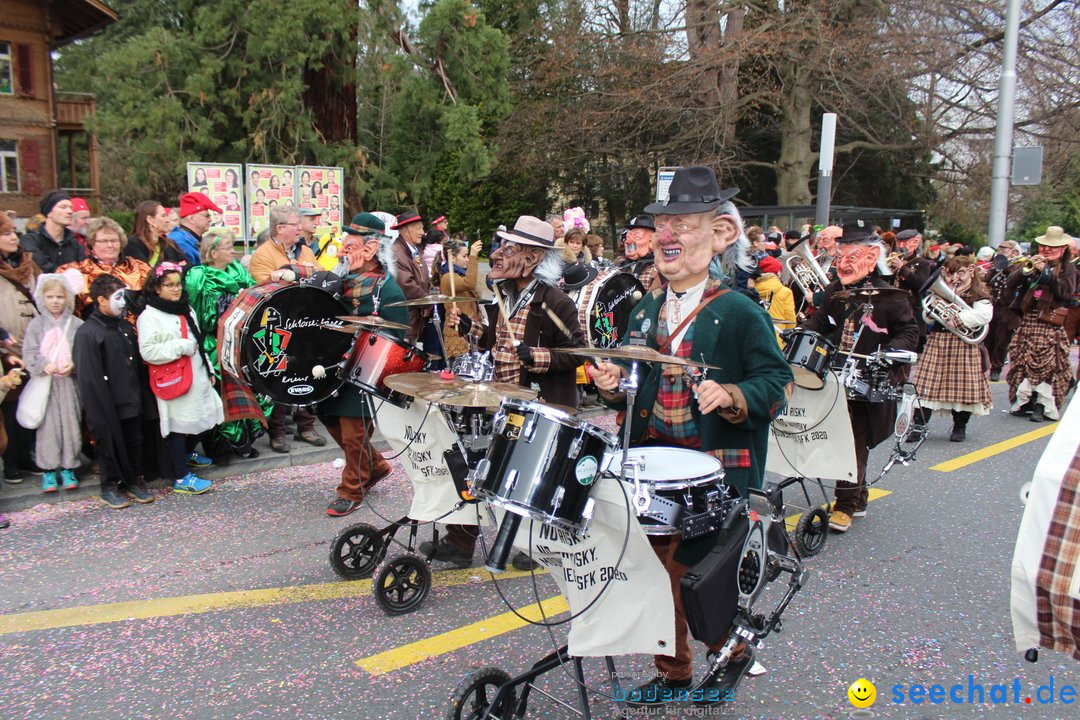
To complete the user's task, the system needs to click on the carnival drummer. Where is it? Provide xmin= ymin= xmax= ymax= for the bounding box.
xmin=438 ymin=215 xmax=584 ymax=571
xmin=910 ymin=255 xmax=993 ymax=442
xmin=799 ymin=221 xmax=919 ymax=533
xmin=319 ymin=213 xmax=410 ymax=517
xmin=591 ymin=166 xmax=792 ymax=705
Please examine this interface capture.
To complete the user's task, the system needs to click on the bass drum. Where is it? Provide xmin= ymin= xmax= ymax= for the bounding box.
xmin=221 ymin=282 xmax=351 ymax=406
xmin=568 ymin=271 xmax=644 ymax=348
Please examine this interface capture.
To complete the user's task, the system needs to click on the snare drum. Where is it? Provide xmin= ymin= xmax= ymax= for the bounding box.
xmin=783 ymin=329 xmax=837 ymax=390
xmin=471 ymin=399 xmax=620 ymax=534
xmin=567 ymin=271 xmax=645 ymax=348
xmin=342 ymin=329 xmax=426 ymax=401
xmin=221 ymin=282 xmax=351 ymax=405
xmin=601 ymin=447 xmax=728 ymax=535
xmin=449 ymin=351 xmax=493 ymax=382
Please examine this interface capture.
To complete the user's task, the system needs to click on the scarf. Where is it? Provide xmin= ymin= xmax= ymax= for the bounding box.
xmin=0 ymin=251 xmax=41 ymax=299
xmin=144 ymin=292 xmax=214 ymax=377
xmin=439 ymin=262 xmax=468 ymax=277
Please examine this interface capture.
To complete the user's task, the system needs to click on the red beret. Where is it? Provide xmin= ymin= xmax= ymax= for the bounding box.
xmin=179 ymin=191 xmax=222 ymax=218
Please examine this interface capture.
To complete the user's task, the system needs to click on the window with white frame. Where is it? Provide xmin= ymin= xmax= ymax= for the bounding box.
xmin=0 ymin=140 xmax=19 ymax=193
xmin=0 ymin=42 xmax=12 ymax=95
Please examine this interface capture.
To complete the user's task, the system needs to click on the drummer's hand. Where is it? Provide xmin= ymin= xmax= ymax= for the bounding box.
xmin=516 ymin=345 xmax=534 ymax=365
xmin=469 ymin=241 xmax=483 ymax=257
xmin=589 ymin=362 xmax=624 ymax=392
xmin=446 ymin=306 xmax=461 ymax=329
xmin=696 ymin=380 xmax=733 ymax=415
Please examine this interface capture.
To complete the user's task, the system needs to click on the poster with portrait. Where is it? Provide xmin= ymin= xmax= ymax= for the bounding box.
xmin=244 ymin=163 xmax=297 ymax=236
xmin=296 ymin=165 xmax=344 ymax=236
xmin=185 ymin=162 xmax=246 ymax=241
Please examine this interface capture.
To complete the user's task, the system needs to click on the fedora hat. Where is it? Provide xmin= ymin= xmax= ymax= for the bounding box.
xmin=836 ymin=219 xmax=877 ymax=245
xmin=496 ymin=215 xmax=556 ymax=248
xmin=561 ymin=262 xmax=599 ymax=290
xmin=643 ymin=166 xmax=739 ymax=215
xmin=625 ymin=214 xmax=655 ymax=231
xmin=1034 ymin=226 xmax=1073 ymax=248
xmin=391 ymin=210 xmax=422 ymax=230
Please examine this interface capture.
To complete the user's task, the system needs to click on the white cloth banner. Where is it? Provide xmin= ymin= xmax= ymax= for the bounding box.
xmin=507 ymin=477 xmax=676 ymax=657
xmin=767 ymin=372 xmax=858 ymax=482
xmin=1011 ymin=396 xmax=1080 ymax=652
xmin=375 ymin=399 xmax=483 ymax=525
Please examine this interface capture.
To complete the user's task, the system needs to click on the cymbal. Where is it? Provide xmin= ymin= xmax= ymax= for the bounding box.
xmin=833 ymin=286 xmax=906 ymax=300
xmin=320 ymin=323 xmax=359 ymax=335
xmin=384 ymin=372 xmax=537 ymax=408
xmin=555 ymin=345 xmax=721 ymax=370
xmin=335 ymin=315 xmax=411 ymax=331
xmin=384 ymin=294 xmax=494 ymax=308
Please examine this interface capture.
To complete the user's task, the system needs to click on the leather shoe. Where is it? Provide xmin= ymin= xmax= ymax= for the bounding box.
xmin=294 ymin=429 xmax=327 ymax=446
xmin=829 ymin=511 xmax=852 ymax=532
xmin=1029 ymin=403 xmax=1046 ymax=423
xmin=270 ymin=436 xmax=291 ymax=453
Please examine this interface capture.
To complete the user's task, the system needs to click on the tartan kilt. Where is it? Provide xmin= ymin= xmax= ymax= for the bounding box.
xmin=1007 ymin=310 xmax=1073 ymax=408
xmin=911 ymin=330 xmax=992 ymax=414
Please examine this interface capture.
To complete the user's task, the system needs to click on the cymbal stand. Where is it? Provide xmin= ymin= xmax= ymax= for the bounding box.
xmin=617 ymin=359 xmax=650 ymax=513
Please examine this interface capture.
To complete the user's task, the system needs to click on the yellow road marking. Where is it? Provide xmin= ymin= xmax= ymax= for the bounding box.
xmin=355 ymin=595 xmax=569 ymax=676
xmin=0 ymin=567 xmax=539 ymax=637
xmin=931 ymin=422 xmax=1058 ymax=472
xmin=784 ymin=487 xmax=892 ymax=530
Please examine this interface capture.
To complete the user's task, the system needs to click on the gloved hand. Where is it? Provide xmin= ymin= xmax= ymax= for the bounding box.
xmin=516 ymin=344 xmax=534 ymax=365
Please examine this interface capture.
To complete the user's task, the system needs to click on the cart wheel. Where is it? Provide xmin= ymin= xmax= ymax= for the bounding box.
xmin=447 ymin=667 xmax=516 ymax=720
xmin=373 ymin=554 xmax=431 ymax=615
xmin=329 ymin=523 xmax=386 ymax=580
xmin=794 ymin=507 xmax=829 ymax=557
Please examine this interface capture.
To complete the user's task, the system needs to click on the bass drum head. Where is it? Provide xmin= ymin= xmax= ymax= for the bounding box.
xmin=576 ymin=272 xmax=644 ymax=348
xmin=602 ymin=447 xmax=724 ymax=490
xmin=239 ymin=284 xmax=351 ymax=405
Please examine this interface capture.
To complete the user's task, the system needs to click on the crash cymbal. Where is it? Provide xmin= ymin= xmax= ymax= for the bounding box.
xmin=833 ymin=285 xmax=907 ymax=300
xmin=335 ymin=315 xmax=411 ymax=331
xmin=384 ymin=373 xmax=537 ymax=408
xmin=384 ymin=294 xmax=494 ymax=308
xmin=320 ymin=323 xmax=359 ymax=335
xmin=556 ymin=345 xmax=721 ymax=370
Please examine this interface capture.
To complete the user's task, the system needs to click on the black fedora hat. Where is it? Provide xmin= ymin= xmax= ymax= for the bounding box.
xmin=644 ymin=166 xmax=739 ymax=215
xmin=836 ymin=219 xmax=878 ymax=244
xmin=561 ymin=262 xmax=599 ymax=291
xmin=625 ymin=214 xmax=655 ymax=231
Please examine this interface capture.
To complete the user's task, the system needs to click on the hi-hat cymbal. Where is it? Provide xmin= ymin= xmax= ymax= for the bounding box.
xmin=385 ymin=294 xmax=494 ymax=308
xmin=833 ymin=286 xmax=906 ymax=300
xmin=384 ymin=372 xmax=537 ymax=408
xmin=336 ymin=315 xmax=411 ymax=331
xmin=556 ymin=345 xmax=721 ymax=370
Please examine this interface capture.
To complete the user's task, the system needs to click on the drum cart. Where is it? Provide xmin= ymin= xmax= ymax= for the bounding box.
xmin=771 ymin=475 xmax=831 ymax=558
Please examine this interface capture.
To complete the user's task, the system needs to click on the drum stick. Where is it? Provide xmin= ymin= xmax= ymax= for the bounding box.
xmin=493 ymin=284 xmax=520 ymax=347
xmin=448 ymin=260 xmax=457 ymax=312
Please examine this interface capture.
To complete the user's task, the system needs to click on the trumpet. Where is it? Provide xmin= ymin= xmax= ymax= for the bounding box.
xmin=1009 ymin=256 xmax=1041 ymax=273
xmin=921 ymin=274 xmax=989 ymax=344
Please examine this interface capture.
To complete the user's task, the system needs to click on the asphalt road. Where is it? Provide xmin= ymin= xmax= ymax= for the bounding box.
xmin=1 ymin=379 xmax=1078 ymax=720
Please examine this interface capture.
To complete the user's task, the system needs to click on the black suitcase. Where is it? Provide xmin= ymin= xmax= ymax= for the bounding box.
xmin=681 ymin=502 xmax=750 ymax=645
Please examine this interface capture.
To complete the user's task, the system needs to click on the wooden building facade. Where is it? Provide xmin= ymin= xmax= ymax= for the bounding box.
xmin=0 ymin=0 xmax=116 ymax=217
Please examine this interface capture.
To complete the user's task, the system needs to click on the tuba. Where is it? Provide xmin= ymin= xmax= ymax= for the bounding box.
xmin=921 ymin=274 xmax=989 ymax=344
xmin=782 ymin=238 xmax=831 ymax=299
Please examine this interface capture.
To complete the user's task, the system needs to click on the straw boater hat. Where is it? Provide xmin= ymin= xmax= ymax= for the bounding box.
xmin=1034 ymin=226 xmax=1073 ymax=247
xmin=496 ymin=215 xmax=556 ymax=248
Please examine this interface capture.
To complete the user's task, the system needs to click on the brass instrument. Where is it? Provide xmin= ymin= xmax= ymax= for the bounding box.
xmin=1009 ymin=256 xmax=1041 ymax=274
xmin=921 ymin=274 xmax=989 ymax=344
xmin=782 ymin=238 xmax=831 ymax=299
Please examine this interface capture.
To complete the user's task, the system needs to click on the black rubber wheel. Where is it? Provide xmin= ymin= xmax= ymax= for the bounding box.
xmin=329 ymin=523 xmax=386 ymax=580
xmin=373 ymin=554 xmax=432 ymax=615
xmin=447 ymin=667 xmax=516 ymax=720
xmin=794 ymin=507 xmax=829 ymax=557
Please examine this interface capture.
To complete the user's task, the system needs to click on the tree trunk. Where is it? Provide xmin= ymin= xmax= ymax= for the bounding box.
xmin=775 ymin=66 xmax=816 ymax=205
xmin=685 ymin=0 xmax=722 ymax=109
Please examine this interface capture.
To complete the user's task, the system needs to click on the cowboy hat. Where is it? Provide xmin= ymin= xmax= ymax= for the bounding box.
xmin=643 ymin=166 xmax=739 ymax=215
xmin=1034 ymin=226 xmax=1073 ymax=248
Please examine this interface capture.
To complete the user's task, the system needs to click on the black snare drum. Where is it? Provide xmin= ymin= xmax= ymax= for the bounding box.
xmin=470 ymin=399 xmax=620 ymax=534
xmin=222 ymin=283 xmax=351 ymax=405
xmin=602 ymin=447 xmax=729 ymax=537
xmin=783 ymin=329 xmax=837 ymax=390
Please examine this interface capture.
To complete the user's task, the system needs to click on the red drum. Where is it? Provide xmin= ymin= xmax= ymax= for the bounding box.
xmin=220 ymin=282 xmax=351 ymax=406
xmin=342 ymin=330 xmax=426 ymax=401
xmin=568 ymin=271 xmax=645 ymax=348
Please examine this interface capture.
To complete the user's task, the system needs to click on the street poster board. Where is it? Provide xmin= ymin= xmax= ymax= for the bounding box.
xmin=185 ymin=162 xmax=246 ymax=242
xmin=296 ymin=165 xmax=344 ymax=236
xmin=244 ymin=164 xmax=296 ymax=236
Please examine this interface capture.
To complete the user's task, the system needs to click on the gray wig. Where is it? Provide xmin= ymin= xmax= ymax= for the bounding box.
xmin=533 ymin=247 xmax=566 ymax=286
xmin=708 ymin=201 xmax=755 ymax=281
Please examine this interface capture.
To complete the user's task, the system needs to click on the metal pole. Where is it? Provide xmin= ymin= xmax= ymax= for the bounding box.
xmin=987 ymin=0 xmax=1022 ymax=248
xmin=815 ymin=113 xmax=837 ymax=226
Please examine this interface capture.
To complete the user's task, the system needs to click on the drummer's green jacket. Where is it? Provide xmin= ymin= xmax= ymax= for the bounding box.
xmin=317 ymin=273 xmax=409 ymax=418
xmin=603 ymin=282 xmax=792 ymax=559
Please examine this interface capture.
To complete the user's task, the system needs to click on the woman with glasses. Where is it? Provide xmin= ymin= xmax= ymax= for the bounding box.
xmin=59 ymin=217 xmax=151 ymax=318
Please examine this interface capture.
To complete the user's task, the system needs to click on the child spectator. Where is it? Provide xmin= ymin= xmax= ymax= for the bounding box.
xmin=73 ymin=275 xmax=154 ymax=509
xmin=137 ymin=263 xmax=222 ymax=496
xmin=22 ymin=272 xmax=84 ymax=492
